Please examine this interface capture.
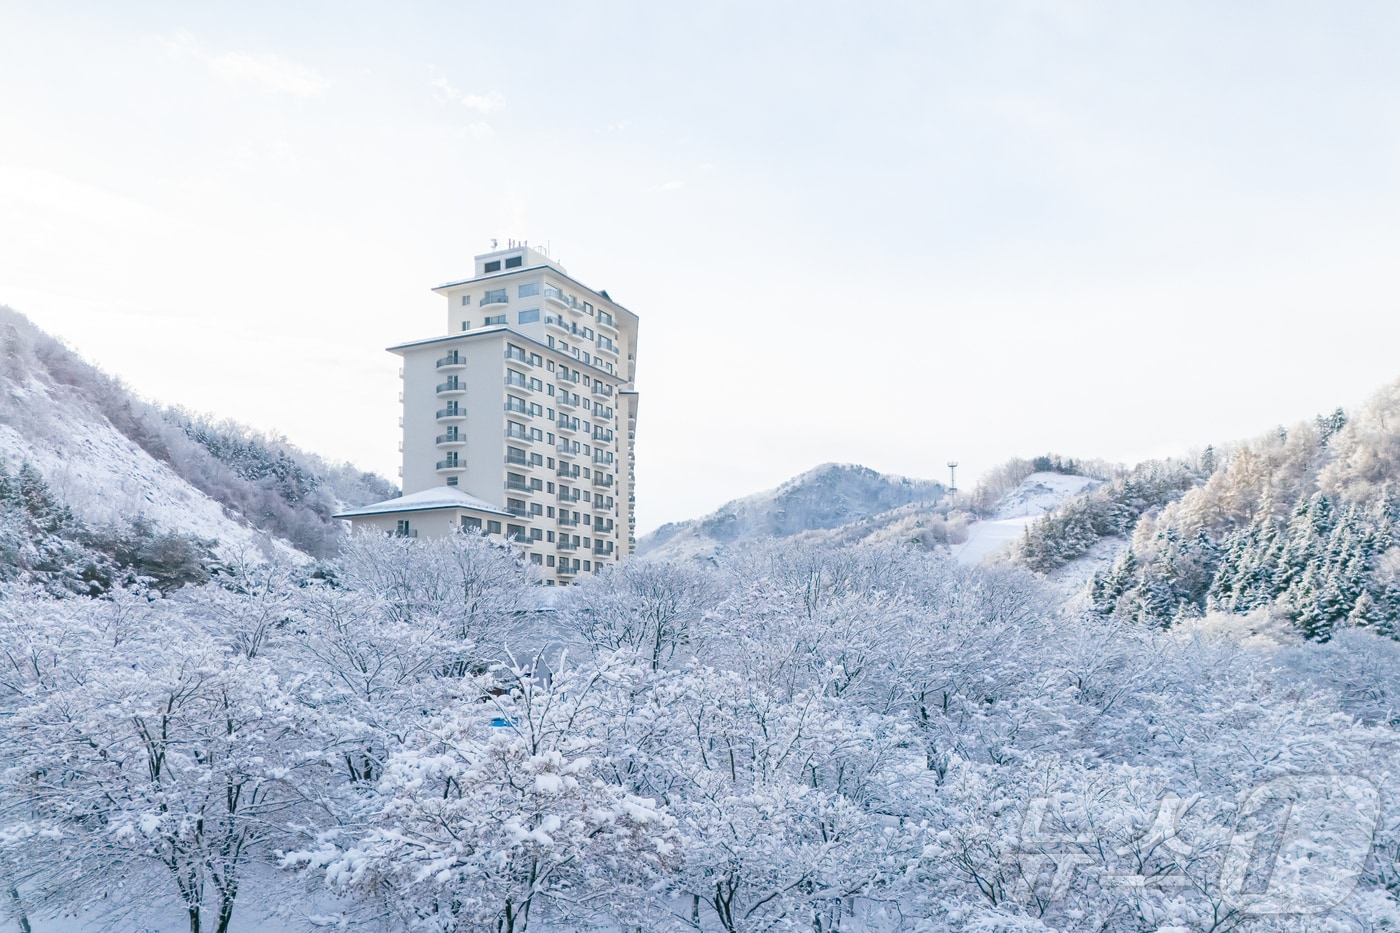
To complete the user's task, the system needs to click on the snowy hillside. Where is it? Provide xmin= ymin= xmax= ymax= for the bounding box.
xmin=0 ymin=307 xmax=395 ymax=566
xmin=637 ymin=463 xmax=944 ymax=561
xmin=950 ymin=471 xmax=1101 ymax=565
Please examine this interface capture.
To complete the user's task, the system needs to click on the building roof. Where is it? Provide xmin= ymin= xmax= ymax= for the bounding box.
xmin=333 ymin=487 xmax=513 ymax=519
xmin=430 ymin=263 xmax=637 ymax=322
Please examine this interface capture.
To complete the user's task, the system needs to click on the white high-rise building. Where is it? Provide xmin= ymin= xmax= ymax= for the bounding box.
xmin=335 ymin=242 xmax=640 ymax=585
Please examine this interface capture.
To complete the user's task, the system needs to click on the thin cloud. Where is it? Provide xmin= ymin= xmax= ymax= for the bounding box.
xmin=644 ymin=180 xmax=685 ymax=193
xmin=157 ymin=32 xmax=329 ymax=97
xmin=431 ymin=73 xmax=504 ymax=113
xmin=209 ymin=51 xmax=330 ymax=97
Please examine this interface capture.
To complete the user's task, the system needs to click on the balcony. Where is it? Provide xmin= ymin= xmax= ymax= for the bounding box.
xmin=558 ymin=515 xmax=579 ymax=527
xmin=480 ymin=291 xmax=509 ymax=308
xmin=543 ymin=286 xmax=566 ymax=306
xmin=504 ymin=403 xmax=528 ymax=417
xmin=558 ymin=540 xmax=577 ymax=552
xmin=504 ymin=376 xmax=531 ymax=392
xmin=557 ymin=489 xmax=581 ymax=504
xmin=436 ymin=433 xmax=467 ymax=447
xmin=505 ymin=453 xmax=531 ymax=468
xmin=435 ymin=459 xmax=466 ymax=473
xmin=593 ymin=474 xmax=613 ymax=488
xmin=435 ymin=353 xmax=466 ymax=370
xmin=504 ymin=431 xmax=530 ymax=445
xmin=556 ymin=419 xmax=576 ymax=435
xmin=436 ymin=408 xmax=466 ymax=422
xmin=506 ymin=479 xmax=531 ymax=493
xmin=595 ymin=341 xmax=619 ymax=358
xmin=592 ymin=383 xmax=611 ymax=397
xmin=507 ymin=506 xmax=531 ymax=518
xmin=436 ymin=380 xmax=466 ymax=396
xmin=556 ymin=464 xmax=579 ymax=478
xmin=556 ymin=443 xmax=576 ymax=458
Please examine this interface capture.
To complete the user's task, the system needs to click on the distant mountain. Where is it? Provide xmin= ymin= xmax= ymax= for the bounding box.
xmin=0 ymin=306 xmax=396 ymax=589
xmin=636 ymin=463 xmax=945 ymax=561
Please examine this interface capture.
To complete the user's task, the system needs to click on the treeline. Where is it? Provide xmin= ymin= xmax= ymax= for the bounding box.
xmin=1087 ymin=382 xmax=1400 ymax=638
xmin=1014 ymin=454 xmax=1212 ymax=570
xmin=0 ymin=460 xmax=216 ymax=594
xmin=1 ymin=307 xmax=396 ymax=558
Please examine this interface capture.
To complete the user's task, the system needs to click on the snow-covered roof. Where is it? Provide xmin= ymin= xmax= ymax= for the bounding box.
xmin=333 ymin=487 xmax=512 ymax=519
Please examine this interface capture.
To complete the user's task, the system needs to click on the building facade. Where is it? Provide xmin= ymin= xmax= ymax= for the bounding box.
xmin=340 ymin=242 xmax=639 ymax=585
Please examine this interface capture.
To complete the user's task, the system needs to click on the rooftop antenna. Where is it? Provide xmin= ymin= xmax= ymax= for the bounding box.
xmin=947 ymin=462 xmax=958 ymax=497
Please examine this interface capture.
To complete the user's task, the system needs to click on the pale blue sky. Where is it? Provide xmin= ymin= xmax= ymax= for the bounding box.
xmin=3 ymin=2 xmax=1400 ymax=532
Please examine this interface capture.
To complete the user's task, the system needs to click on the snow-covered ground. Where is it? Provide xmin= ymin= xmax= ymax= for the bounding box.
xmin=0 ymin=377 xmax=304 ymax=563
xmin=950 ymin=472 xmax=1101 ymax=566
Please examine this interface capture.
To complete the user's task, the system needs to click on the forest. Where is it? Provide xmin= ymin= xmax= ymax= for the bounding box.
xmin=3 ymin=529 xmax=1398 ymax=932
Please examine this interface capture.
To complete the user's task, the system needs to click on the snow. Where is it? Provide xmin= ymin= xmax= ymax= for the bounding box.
xmin=951 ymin=472 xmax=1101 ymax=566
xmin=0 ymin=404 xmax=305 ymax=564
xmin=332 ymin=486 xmax=511 ymax=518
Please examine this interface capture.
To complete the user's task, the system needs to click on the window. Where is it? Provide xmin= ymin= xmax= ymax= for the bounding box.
xmin=598 ymin=310 xmax=614 ymax=327
xmin=462 ymin=516 xmax=482 ymax=530
xmin=446 ymin=476 xmax=459 ymax=486
xmin=461 ymin=321 xmax=470 ymax=331
xmin=530 ymin=353 xmax=543 ymax=367
xmin=507 ymin=524 xmax=525 ymax=539
xmin=530 ymin=499 xmax=543 ymax=511
xmin=506 ymin=369 xmax=527 ymax=388
xmin=530 ymin=553 xmax=543 ymax=565
xmin=529 ymin=403 xmax=543 ymax=417
xmin=461 ymin=295 xmax=470 ymax=306
xmin=518 ymin=282 xmax=540 ymax=298
xmin=506 ymin=344 xmax=527 ymax=363
xmin=485 ymin=314 xmax=506 ymax=326
xmin=529 ymin=377 xmax=544 ymax=392
xmin=583 ymin=302 xmax=593 ymax=315
xmin=396 ymin=520 xmax=410 ymax=535
xmin=547 ymin=555 xmax=556 ymax=567
xmin=505 ymin=255 xmax=523 ymax=268
xmin=518 ymin=309 xmax=540 ymax=325
xmin=584 ymin=560 xmax=592 ymax=572
xmin=487 ymin=520 xmax=502 ymax=534
xmin=484 ymin=260 xmax=501 ymax=273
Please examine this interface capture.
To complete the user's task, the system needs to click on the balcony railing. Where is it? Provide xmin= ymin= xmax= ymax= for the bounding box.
xmin=507 ymin=506 xmax=530 ymax=518
xmin=593 ymin=474 xmax=613 ymax=488
xmin=557 ymin=540 xmax=577 ymax=552
xmin=505 ymin=453 xmax=530 ymax=467
xmin=436 ymin=433 xmax=466 ymax=446
xmin=436 ymin=407 xmax=466 ymax=420
xmin=504 ymin=403 xmax=528 ymax=416
xmin=435 ymin=353 xmax=465 ymax=369
xmin=558 ymin=515 xmax=579 ymax=527
xmin=556 ymin=443 xmax=575 ymax=457
xmin=557 ymin=489 xmax=581 ymax=503
xmin=435 ymin=459 xmax=465 ymax=471
xmin=436 ymin=381 xmax=466 ymax=395
xmin=556 ymin=465 xmax=579 ymax=478
xmin=480 ymin=291 xmax=508 ymax=307
xmin=506 ymin=479 xmax=530 ymax=492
